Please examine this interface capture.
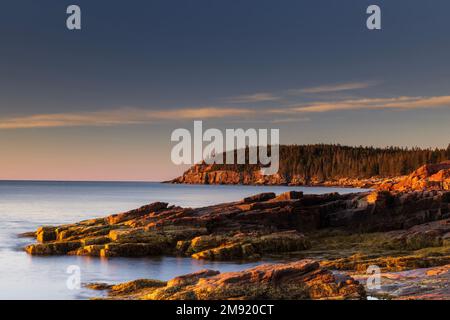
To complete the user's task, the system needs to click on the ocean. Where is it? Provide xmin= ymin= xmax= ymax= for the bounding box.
xmin=0 ymin=181 xmax=366 ymax=299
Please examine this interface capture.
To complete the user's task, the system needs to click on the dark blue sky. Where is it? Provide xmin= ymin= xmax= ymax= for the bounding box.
xmin=1 ymin=1 xmax=450 ymax=180
xmin=1 ymin=0 xmax=449 ymax=112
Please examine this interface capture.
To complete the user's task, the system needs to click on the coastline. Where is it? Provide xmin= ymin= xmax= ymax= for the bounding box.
xmin=18 ymin=162 xmax=450 ymax=300
xmin=167 ymin=163 xmax=404 ymax=189
xmin=167 ymin=180 xmax=378 ymax=189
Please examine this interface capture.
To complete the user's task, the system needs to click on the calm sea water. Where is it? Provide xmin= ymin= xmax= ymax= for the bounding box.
xmin=0 ymin=181 xmax=366 ymax=300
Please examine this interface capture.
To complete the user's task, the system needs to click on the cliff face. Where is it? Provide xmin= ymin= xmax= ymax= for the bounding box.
xmin=170 ymin=163 xmax=288 ymax=185
xmin=171 ymin=161 xmax=450 ymax=190
xmin=170 ymin=163 xmax=385 ymax=188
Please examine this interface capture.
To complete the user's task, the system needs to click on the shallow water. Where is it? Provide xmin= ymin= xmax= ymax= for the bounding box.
xmin=0 ymin=181 xmax=367 ymax=299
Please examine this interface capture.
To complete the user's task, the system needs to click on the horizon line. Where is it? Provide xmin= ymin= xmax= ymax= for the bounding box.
xmin=0 ymin=179 xmax=163 ymax=183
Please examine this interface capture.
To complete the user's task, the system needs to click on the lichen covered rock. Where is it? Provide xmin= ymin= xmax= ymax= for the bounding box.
xmin=24 ymin=188 xmax=450 ymax=261
xmin=89 ymin=260 xmax=365 ymax=300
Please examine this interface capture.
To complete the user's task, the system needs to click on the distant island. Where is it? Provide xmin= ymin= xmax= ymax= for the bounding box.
xmin=170 ymin=144 xmax=450 ymax=187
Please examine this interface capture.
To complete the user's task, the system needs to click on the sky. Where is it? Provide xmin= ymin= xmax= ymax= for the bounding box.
xmin=1 ymin=0 xmax=450 ymax=181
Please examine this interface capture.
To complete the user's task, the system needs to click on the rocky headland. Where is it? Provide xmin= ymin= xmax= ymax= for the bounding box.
xmin=169 ymin=162 xmax=392 ymax=188
xmin=22 ymin=162 xmax=450 ymax=300
xmin=168 ymin=144 xmax=450 ymax=188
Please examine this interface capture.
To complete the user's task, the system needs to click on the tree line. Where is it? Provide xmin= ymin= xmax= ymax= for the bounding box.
xmin=208 ymin=144 xmax=450 ymax=180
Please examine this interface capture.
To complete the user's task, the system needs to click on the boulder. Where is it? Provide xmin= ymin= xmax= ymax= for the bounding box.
xmin=36 ymin=226 xmax=57 ymax=242
xmin=242 ymin=192 xmax=276 ymax=204
xmin=107 ymin=202 xmax=168 ymax=224
xmin=100 ymin=243 xmax=166 ymax=257
xmin=26 ymin=241 xmax=82 ymax=255
xmin=190 ymin=231 xmax=310 ymax=260
xmin=273 ymin=191 xmax=303 ymax=201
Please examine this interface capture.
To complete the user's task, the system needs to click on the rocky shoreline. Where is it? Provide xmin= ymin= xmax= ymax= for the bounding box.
xmin=86 ymin=260 xmax=365 ymax=300
xmin=22 ymin=162 xmax=450 ymax=300
xmin=168 ymin=162 xmax=403 ymax=188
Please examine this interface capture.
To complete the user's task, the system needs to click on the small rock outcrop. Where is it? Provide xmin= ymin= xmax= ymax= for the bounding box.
xmin=352 ymin=263 xmax=450 ymax=300
xmin=88 ymin=260 xmax=365 ymax=300
xmin=379 ymin=161 xmax=450 ymax=192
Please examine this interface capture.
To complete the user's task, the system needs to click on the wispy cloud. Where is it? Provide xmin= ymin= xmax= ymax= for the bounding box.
xmin=226 ymin=81 xmax=376 ymax=104
xmin=230 ymin=117 xmax=311 ymax=124
xmin=270 ymin=117 xmax=311 ymax=124
xmin=226 ymin=93 xmax=280 ymax=103
xmin=291 ymin=81 xmax=377 ymax=94
xmin=272 ymin=95 xmax=450 ymax=113
xmin=3 ymin=95 xmax=450 ymax=129
xmin=0 ymin=107 xmax=255 ymax=129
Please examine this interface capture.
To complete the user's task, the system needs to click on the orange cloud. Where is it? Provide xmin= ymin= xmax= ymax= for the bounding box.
xmin=292 ymin=81 xmax=377 ymax=94
xmin=0 ymin=107 xmax=255 ymax=129
xmin=278 ymin=95 xmax=450 ymax=113
xmin=3 ymin=95 xmax=450 ymax=129
xmin=226 ymin=93 xmax=280 ymax=103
